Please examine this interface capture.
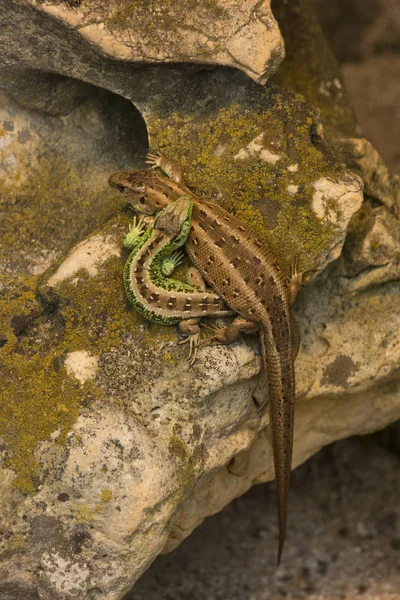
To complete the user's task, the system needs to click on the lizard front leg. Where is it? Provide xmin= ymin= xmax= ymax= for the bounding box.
xmin=146 ymin=152 xmax=185 ymax=185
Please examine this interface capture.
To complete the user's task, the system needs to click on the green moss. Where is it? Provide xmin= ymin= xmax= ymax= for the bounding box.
xmin=168 ymin=432 xmax=197 ymax=503
xmin=168 ymin=435 xmax=188 ymax=462
xmin=48 ymin=219 xmax=178 ymax=357
xmin=4 ymin=534 xmax=26 ymax=556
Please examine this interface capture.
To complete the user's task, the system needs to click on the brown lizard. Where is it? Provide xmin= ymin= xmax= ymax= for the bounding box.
xmin=109 ymin=153 xmax=303 ymax=564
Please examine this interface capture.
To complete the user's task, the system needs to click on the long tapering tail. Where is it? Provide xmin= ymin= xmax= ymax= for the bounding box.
xmin=260 ymin=326 xmax=295 ymax=565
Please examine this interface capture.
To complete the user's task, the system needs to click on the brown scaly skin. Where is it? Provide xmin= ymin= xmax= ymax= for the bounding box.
xmin=109 ymin=153 xmax=304 ymax=564
xmin=124 ymin=197 xmax=234 ymax=364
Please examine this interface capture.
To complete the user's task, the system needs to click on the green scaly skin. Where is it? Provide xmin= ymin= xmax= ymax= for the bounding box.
xmin=123 ymin=198 xmax=199 ymax=326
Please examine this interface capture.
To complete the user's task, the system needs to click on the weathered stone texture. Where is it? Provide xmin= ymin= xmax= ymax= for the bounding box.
xmin=1 ymin=1 xmax=400 ymax=599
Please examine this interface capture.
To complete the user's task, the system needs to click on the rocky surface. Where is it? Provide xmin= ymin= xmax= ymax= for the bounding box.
xmin=1 ymin=76 xmax=367 ymax=598
xmin=1 ymin=1 xmax=400 ymax=599
xmin=0 ymin=0 xmax=283 ymax=114
xmin=127 ymin=437 xmax=400 ymax=600
xmin=37 ymin=0 xmax=284 ymax=84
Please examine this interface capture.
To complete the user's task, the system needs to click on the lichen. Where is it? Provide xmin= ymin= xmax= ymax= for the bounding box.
xmin=321 ymin=355 xmax=358 ymax=388
xmin=0 ymin=214 xmax=183 ymax=493
xmin=48 ymin=217 xmax=179 ymax=356
xmin=100 ymin=488 xmax=113 ymax=503
xmin=75 ymin=506 xmax=95 ymax=523
xmin=149 ymin=87 xmax=344 ymax=274
xmin=0 ymin=154 xmax=123 ymax=275
xmin=0 ymin=277 xmax=100 ymax=494
xmin=168 ymin=431 xmax=197 ymax=500
xmin=102 ymin=0 xmax=228 ymax=33
xmin=168 ymin=435 xmax=188 ymax=462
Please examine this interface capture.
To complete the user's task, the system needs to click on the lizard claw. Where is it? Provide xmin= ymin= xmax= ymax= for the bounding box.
xmin=128 ymin=215 xmax=147 ymax=233
xmin=178 ymin=332 xmax=201 ymax=366
xmin=291 ymin=254 xmax=299 ymax=280
xmin=197 ymin=323 xmax=227 ymax=346
xmin=161 ymin=250 xmax=185 ymax=276
xmin=123 ymin=215 xmax=149 ymax=249
xmin=146 ymin=152 xmax=163 ymax=169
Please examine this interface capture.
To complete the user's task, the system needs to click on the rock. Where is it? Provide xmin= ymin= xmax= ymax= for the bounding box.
xmin=1 ymin=0 xmax=283 ymax=110
xmin=0 ymin=0 xmax=399 ymax=598
xmin=343 ymin=202 xmax=400 ymax=291
xmin=336 ymin=137 xmax=400 ymax=218
xmin=0 ymin=88 xmax=145 ymax=275
xmin=1 ymin=74 xmax=367 ymax=597
xmin=41 ymin=0 xmax=283 ymax=83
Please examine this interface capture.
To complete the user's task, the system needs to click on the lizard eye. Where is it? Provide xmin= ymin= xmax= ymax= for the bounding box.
xmin=139 ymin=196 xmax=146 ymax=204
xmin=117 ymin=185 xmax=125 ymax=193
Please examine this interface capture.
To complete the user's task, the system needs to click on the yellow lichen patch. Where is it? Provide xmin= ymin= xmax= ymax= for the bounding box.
xmin=100 ymin=488 xmax=113 ymax=503
xmin=0 ymin=276 xmax=99 ymax=494
xmin=0 ymin=154 xmax=123 ymax=274
xmin=75 ymin=505 xmax=95 ymax=523
xmin=168 ymin=433 xmax=197 ymax=501
xmin=149 ymin=89 xmax=343 ymax=274
xmin=168 ymin=435 xmax=188 ymax=462
xmin=0 ymin=344 xmax=97 ymax=494
xmin=102 ymin=0 xmax=227 ymax=32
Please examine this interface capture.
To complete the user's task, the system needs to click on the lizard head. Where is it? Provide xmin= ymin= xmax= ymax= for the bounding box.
xmin=108 ymin=170 xmax=172 ymax=215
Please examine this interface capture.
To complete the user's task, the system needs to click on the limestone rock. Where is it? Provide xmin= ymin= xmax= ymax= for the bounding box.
xmin=337 ymin=137 xmax=400 ymax=218
xmin=343 ymin=203 xmax=400 ymax=291
xmin=1 ymin=0 xmax=399 ymax=598
xmin=1 ymin=75 xmax=368 ymax=598
xmin=39 ymin=0 xmax=283 ymax=84
xmin=1 ymin=0 xmax=283 ymax=113
xmin=0 ymin=88 xmax=145 ymax=275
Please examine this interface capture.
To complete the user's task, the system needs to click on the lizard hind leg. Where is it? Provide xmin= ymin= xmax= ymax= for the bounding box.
xmin=178 ymin=319 xmax=202 ymax=366
xmin=200 ymin=317 xmax=260 ymax=346
xmin=161 ymin=249 xmax=185 ymax=276
xmin=176 ymin=268 xmax=221 ymax=365
xmin=289 ymin=255 xmax=310 ymax=305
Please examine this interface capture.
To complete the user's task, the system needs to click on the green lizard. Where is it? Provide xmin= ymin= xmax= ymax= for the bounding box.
xmin=123 ymin=195 xmax=233 ymax=362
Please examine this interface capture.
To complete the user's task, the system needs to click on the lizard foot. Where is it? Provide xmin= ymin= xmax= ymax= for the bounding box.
xmin=123 ymin=215 xmax=148 ymax=249
xmin=199 ymin=323 xmax=232 ymax=345
xmin=146 ymin=151 xmax=184 ymax=185
xmin=146 ymin=151 xmax=163 ymax=169
xmin=161 ymin=249 xmax=185 ymax=276
xmin=200 ymin=317 xmax=258 ymax=346
xmin=289 ymin=254 xmax=305 ymax=304
xmin=178 ymin=332 xmax=201 ymax=366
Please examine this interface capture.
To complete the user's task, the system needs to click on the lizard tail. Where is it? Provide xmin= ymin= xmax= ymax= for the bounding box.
xmin=260 ymin=328 xmax=295 ymax=566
